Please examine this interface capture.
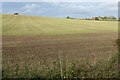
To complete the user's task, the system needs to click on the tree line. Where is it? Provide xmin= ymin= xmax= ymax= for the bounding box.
xmin=66 ymin=16 xmax=118 ymax=21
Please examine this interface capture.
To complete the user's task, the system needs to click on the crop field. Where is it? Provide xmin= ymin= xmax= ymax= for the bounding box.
xmin=2 ymin=14 xmax=118 ymax=78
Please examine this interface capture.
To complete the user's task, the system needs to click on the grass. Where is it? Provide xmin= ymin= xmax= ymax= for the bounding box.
xmin=2 ymin=14 xmax=118 ymax=35
xmin=2 ymin=14 xmax=118 ymax=79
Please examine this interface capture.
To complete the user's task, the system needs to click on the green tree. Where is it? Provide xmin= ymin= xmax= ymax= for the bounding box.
xmin=94 ymin=17 xmax=99 ymax=20
xmin=66 ymin=16 xmax=70 ymax=19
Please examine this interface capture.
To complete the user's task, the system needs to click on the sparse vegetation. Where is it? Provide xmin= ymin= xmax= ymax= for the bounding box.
xmin=2 ymin=52 xmax=118 ymax=78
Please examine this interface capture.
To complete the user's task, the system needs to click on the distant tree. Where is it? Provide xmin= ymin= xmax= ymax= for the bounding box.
xmin=118 ymin=17 xmax=120 ymax=21
xmin=14 ymin=13 xmax=19 ymax=15
xmin=104 ymin=16 xmax=107 ymax=20
xmin=109 ymin=16 xmax=117 ymax=20
xmin=94 ymin=17 xmax=99 ymax=20
xmin=66 ymin=16 xmax=70 ymax=19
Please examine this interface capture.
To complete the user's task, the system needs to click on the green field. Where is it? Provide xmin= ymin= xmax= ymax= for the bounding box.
xmin=2 ymin=14 xmax=118 ymax=78
xmin=2 ymin=14 xmax=118 ymax=35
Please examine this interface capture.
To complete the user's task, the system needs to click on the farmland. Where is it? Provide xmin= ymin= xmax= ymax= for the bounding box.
xmin=2 ymin=14 xmax=118 ymax=78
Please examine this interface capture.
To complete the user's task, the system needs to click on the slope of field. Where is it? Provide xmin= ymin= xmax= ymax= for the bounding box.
xmin=2 ymin=14 xmax=118 ymax=35
xmin=2 ymin=14 xmax=118 ymax=78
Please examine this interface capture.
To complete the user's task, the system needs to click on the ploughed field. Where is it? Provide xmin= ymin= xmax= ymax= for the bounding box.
xmin=2 ymin=14 xmax=118 ymax=78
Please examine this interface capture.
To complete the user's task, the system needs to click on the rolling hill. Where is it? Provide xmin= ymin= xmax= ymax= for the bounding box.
xmin=2 ymin=14 xmax=118 ymax=35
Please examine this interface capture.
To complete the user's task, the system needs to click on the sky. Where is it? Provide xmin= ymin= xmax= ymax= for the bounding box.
xmin=2 ymin=2 xmax=118 ymax=18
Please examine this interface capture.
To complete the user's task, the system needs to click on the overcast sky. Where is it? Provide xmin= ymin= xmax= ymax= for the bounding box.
xmin=2 ymin=2 xmax=118 ymax=18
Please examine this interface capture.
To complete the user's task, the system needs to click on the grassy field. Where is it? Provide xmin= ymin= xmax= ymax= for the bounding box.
xmin=2 ymin=14 xmax=117 ymax=35
xmin=2 ymin=14 xmax=118 ymax=78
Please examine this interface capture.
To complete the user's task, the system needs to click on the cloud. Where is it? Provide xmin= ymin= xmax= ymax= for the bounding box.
xmin=99 ymin=2 xmax=118 ymax=11
xmin=2 ymin=0 xmax=120 ymax=2
xmin=99 ymin=2 xmax=118 ymax=7
xmin=51 ymin=3 xmax=94 ymax=15
xmin=20 ymin=3 xmax=48 ymax=15
xmin=59 ymin=2 xmax=118 ymax=17
xmin=5 ymin=2 xmax=117 ymax=18
xmin=71 ymin=4 xmax=90 ymax=13
xmin=50 ymin=2 xmax=61 ymax=6
xmin=40 ymin=2 xmax=118 ymax=17
xmin=65 ymin=6 xmax=90 ymax=14
xmin=21 ymin=4 xmax=39 ymax=13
